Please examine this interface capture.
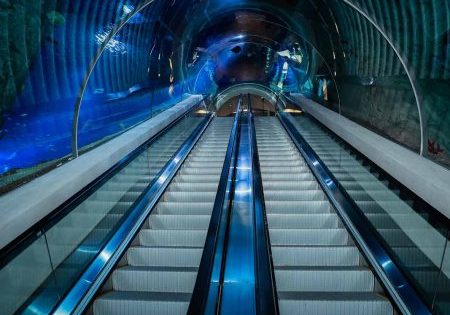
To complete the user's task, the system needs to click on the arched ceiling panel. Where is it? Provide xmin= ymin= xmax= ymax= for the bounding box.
xmin=0 ymin=0 xmax=448 ymax=191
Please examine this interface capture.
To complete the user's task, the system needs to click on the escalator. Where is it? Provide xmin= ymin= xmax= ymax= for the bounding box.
xmin=283 ymin=113 xmax=450 ymax=313
xmin=0 ymin=102 xmax=217 ymax=315
xmin=44 ymin=117 xmax=201 ymax=283
xmin=289 ymin=114 xmax=447 ymax=281
xmin=255 ymin=116 xmax=394 ymax=314
xmin=93 ymin=118 xmax=233 ymax=314
xmin=1 ymin=94 xmax=446 ymax=315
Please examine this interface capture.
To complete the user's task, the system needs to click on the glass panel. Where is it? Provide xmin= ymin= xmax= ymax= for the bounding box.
xmin=43 ymin=112 xmax=204 ymax=309
xmin=0 ymin=0 xmax=126 ymax=192
xmin=434 ymin=238 xmax=450 ymax=313
xmin=284 ymin=110 xmax=447 ymax=308
xmin=0 ymin=235 xmax=54 ymax=315
xmin=77 ymin=5 xmax=190 ymax=153
xmin=146 ymin=22 xmax=186 ymax=117
xmin=346 ymin=0 xmax=450 ymax=168
xmin=0 ymin=108 xmax=207 ymax=314
xmin=77 ymin=4 xmax=158 ymax=151
xmin=322 ymin=0 xmax=422 ymax=155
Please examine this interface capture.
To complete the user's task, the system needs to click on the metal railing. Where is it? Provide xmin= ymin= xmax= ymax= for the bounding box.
xmin=0 ymin=100 xmax=210 ymax=315
xmin=248 ymin=95 xmax=279 ymax=315
xmin=188 ymin=96 xmax=242 ymax=315
xmin=54 ymin=106 xmax=213 ymax=315
xmin=277 ymin=109 xmax=431 ymax=315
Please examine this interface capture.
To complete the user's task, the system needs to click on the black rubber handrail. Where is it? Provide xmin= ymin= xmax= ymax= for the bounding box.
xmin=187 ymin=96 xmax=242 ymax=315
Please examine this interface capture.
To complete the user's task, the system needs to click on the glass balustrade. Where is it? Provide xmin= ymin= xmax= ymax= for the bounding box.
xmin=0 ymin=107 xmax=208 ymax=315
xmin=281 ymin=108 xmax=450 ymax=312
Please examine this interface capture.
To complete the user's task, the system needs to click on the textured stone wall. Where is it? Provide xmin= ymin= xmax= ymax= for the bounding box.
xmin=0 ymin=1 xmax=53 ymax=120
xmin=322 ymin=0 xmax=450 ymax=167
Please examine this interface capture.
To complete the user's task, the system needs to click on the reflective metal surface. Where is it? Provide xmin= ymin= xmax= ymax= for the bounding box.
xmin=248 ymin=97 xmax=279 ymax=315
xmin=0 ymin=101 xmax=209 ymax=315
xmin=220 ymin=108 xmax=257 ymax=315
xmin=277 ymin=111 xmax=431 ymax=315
xmin=52 ymin=113 xmax=214 ymax=315
xmin=188 ymin=97 xmax=242 ymax=315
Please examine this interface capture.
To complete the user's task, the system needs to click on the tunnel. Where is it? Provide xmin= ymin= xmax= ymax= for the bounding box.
xmin=0 ymin=0 xmax=449 ymax=314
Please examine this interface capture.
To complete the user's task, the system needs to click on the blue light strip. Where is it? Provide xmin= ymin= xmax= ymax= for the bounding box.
xmin=220 ymin=107 xmax=257 ymax=315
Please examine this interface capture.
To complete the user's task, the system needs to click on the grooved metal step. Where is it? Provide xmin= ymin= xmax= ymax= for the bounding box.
xmin=138 ymin=230 xmax=207 ymax=247
xmin=255 ymin=117 xmax=393 ymax=315
xmin=94 ymin=292 xmax=191 ymax=315
xmin=275 ymin=267 xmax=374 ymax=292
xmin=112 ymin=266 xmax=198 ymax=292
xmin=278 ymin=292 xmax=393 ymax=315
xmin=270 ymin=229 xmax=349 ymax=246
xmin=94 ymin=117 xmax=233 ymax=315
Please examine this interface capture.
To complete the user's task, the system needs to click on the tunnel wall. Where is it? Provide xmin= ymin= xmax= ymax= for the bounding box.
xmin=0 ymin=0 xmax=449 ymax=194
xmin=321 ymin=0 xmax=450 ymax=167
xmin=0 ymin=95 xmax=202 ymax=251
xmin=177 ymin=0 xmax=449 ymax=168
xmin=0 ymin=0 xmax=187 ymax=193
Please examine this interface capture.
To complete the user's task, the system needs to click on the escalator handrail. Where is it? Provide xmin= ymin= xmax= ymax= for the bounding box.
xmin=248 ymin=96 xmax=280 ymax=315
xmin=52 ymin=109 xmax=214 ymax=315
xmin=188 ymin=96 xmax=242 ymax=315
xmin=280 ymin=93 xmax=450 ymax=234
xmin=0 ymin=97 xmax=209 ymax=266
xmin=277 ymin=111 xmax=431 ymax=315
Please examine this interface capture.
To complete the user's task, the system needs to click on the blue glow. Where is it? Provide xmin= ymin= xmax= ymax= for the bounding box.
xmin=95 ymin=24 xmax=128 ymax=55
xmin=381 ymin=259 xmax=393 ymax=269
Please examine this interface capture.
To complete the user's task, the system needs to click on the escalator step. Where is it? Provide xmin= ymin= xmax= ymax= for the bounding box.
xmin=163 ymin=191 xmax=217 ymax=202
xmin=138 ymin=230 xmax=207 ymax=247
xmin=263 ymin=180 xmax=318 ymax=190
xmin=278 ymin=292 xmax=392 ymax=315
xmin=267 ymin=213 xmax=340 ymax=229
xmin=148 ymin=214 xmax=211 ymax=230
xmin=156 ymin=202 xmax=214 ymax=215
xmin=265 ymin=200 xmax=331 ymax=214
xmin=274 ymin=267 xmax=374 ymax=292
xmin=94 ymin=291 xmax=191 ymax=315
xmin=269 ymin=229 xmax=349 ymax=246
xmin=112 ymin=266 xmax=198 ymax=292
xmin=127 ymin=247 xmax=203 ymax=267
xmin=272 ymin=246 xmax=360 ymax=267
xmin=264 ymin=190 xmax=325 ymax=201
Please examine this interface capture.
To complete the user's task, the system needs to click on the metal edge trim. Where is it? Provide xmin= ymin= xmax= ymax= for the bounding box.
xmin=248 ymin=99 xmax=280 ymax=315
xmin=187 ymin=96 xmax=242 ymax=315
xmin=277 ymin=112 xmax=431 ymax=315
xmin=0 ymin=99 xmax=207 ymax=265
xmin=52 ymin=113 xmax=214 ymax=315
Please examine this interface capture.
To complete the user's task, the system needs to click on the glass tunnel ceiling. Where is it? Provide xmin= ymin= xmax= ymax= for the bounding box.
xmin=0 ymin=0 xmax=449 ymax=192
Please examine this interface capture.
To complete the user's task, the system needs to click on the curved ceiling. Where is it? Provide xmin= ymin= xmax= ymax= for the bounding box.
xmin=0 ymin=0 xmax=448 ymax=187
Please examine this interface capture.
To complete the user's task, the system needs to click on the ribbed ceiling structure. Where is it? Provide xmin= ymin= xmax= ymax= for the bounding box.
xmin=0 ymin=0 xmax=448 ymax=191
